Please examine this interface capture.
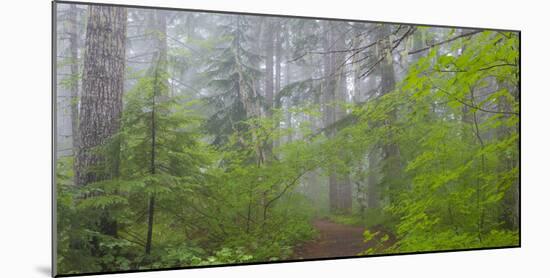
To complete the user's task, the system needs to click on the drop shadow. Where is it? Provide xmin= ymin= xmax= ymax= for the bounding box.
xmin=35 ymin=265 xmax=51 ymax=277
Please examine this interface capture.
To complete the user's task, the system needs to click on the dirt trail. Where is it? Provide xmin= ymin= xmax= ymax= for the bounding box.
xmin=293 ymin=219 xmax=387 ymax=259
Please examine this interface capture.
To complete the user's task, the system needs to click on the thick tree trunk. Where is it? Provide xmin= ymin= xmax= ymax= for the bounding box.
xmin=75 ymin=5 xmax=126 ymax=188
xmin=75 ymin=5 xmax=126 ymax=244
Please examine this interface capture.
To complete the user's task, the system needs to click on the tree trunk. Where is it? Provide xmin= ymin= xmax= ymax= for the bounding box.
xmin=366 ymin=150 xmax=379 ymax=209
xmin=284 ymin=28 xmax=293 ymax=144
xmin=264 ymin=19 xmax=274 ymax=159
xmin=365 ymin=24 xmax=398 ymax=209
xmin=76 ymin=5 xmax=126 ymax=188
xmin=272 ymin=22 xmax=283 ymax=152
xmin=265 ymin=20 xmax=274 ymax=117
xmin=75 ymin=4 xmax=126 ymax=240
xmin=144 ymin=9 xmax=167 ymax=256
xmin=334 ymin=24 xmax=352 ymax=214
xmin=378 ymin=24 xmax=399 ymax=205
xmin=275 ymin=24 xmax=282 ymax=101
xmin=321 ymin=22 xmax=339 ymax=213
xmin=351 ymin=27 xmax=363 ymax=102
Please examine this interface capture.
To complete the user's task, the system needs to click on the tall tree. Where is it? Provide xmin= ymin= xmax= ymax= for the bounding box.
xmin=321 ymin=22 xmax=352 ymax=214
xmin=204 ymin=16 xmax=262 ymax=146
xmin=75 ymin=5 xmax=127 ymax=236
xmin=264 ymin=19 xmax=275 ymax=118
xmin=336 ymin=29 xmax=352 ymax=214
xmin=365 ymin=24 xmax=399 ymax=209
xmin=378 ymin=25 xmax=400 ymax=205
xmin=322 ymin=22 xmax=337 ymax=213
xmin=144 ymin=9 xmax=168 ymax=256
xmin=263 ymin=19 xmax=281 ymax=160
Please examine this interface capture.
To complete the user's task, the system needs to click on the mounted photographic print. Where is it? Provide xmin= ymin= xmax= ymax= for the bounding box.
xmin=53 ymin=1 xmax=520 ymax=276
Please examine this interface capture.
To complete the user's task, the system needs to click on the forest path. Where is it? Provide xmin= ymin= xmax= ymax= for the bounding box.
xmin=293 ymin=219 xmax=390 ymax=259
xmin=294 ymin=219 xmax=372 ymax=259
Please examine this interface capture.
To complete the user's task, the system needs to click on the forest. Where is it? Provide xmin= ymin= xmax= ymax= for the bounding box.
xmin=54 ymin=2 xmax=519 ymax=275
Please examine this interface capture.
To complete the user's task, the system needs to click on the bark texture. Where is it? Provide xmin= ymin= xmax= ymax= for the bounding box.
xmin=75 ymin=5 xmax=127 ymax=187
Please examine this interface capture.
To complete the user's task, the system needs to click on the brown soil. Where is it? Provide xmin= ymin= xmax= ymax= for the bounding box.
xmin=293 ymin=219 xmax=393 ymax=259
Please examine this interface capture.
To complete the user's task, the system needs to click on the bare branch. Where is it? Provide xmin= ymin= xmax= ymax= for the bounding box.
xmin=432 ymin=84 xmax=519 ymax=115
xmin=408 ymin=30 xmax=482 ymax=55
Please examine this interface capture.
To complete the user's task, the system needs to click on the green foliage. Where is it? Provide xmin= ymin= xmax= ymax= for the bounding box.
xmin=56 ymin=13 xmax=519 ymax=274
xmin=57 ymin=67 xmax=318 ymax=274
xmin=202 ymin=16 xmax=263 ymax=146
xmin=352 ymin=30 xmax=520 ymax=254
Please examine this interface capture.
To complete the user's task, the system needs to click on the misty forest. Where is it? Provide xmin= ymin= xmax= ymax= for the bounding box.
xmin=55 ymin=3 xmax=519 ymax=274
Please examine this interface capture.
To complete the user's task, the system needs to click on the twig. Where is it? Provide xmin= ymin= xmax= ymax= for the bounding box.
xmin=408 ymin=30 xmax=482 ymax=55
xmin=432 ymin=84 xmax=518 ymax=115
